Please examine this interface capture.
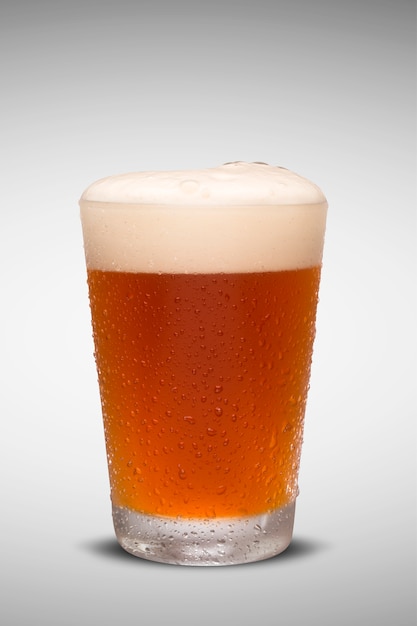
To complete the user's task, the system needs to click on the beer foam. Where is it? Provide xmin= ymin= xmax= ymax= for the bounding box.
xmin=80 ymin=162 xmax=327 ymax=273
xmin=80 ymin=162 xmax=326 ymax=206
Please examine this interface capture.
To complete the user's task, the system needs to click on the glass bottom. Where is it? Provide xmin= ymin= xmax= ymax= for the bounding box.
xmin=112 ymin=501 xmax=295 ymax=566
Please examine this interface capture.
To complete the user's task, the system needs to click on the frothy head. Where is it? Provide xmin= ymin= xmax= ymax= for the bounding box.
xmin=80 ymin=162 xmax=327 ymax=273
xmin=80 ymin=162 xmax=326 ymax=206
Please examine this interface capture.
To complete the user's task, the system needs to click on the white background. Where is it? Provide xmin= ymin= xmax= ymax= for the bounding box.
xmin=1 ymin=1 xmax=415 ymax=624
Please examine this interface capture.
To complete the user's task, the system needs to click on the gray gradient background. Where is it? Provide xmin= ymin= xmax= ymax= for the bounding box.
xmin=1 ymin=0 xmax=415 ymax=624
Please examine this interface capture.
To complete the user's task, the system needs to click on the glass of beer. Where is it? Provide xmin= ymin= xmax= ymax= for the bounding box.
xmin=80 ymin=162 xmax=327 ymax=565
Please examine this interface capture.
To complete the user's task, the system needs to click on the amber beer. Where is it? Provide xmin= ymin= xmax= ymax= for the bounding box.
xmin=80 ymin=162 xmax=327 ymax=565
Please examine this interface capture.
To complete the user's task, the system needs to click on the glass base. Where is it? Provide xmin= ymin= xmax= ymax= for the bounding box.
xmin=112 ymin=501 xmax=295 ymax=566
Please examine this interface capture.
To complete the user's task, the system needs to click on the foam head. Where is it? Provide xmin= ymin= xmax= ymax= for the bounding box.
xmin=80 ymin=162 xmax=327 ymax=273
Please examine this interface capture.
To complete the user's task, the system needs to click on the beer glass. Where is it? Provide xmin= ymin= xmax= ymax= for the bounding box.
xmin=80 ymin=162 xmax=327 ymax=565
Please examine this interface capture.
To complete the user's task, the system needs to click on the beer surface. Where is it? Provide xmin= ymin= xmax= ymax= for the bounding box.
xmin=87 ymin=268 xmax=321 ymax=518
xmin=80 ymin=161 xmax=326 ymax=206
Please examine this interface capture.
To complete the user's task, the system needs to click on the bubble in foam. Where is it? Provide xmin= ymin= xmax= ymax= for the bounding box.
xmin=80 ymin=162 xmax=327 ymax=274
xmin=180 ymin=179 xmax=199 ymax=194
